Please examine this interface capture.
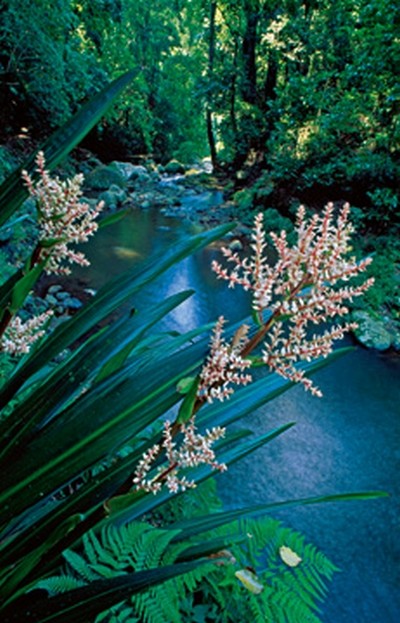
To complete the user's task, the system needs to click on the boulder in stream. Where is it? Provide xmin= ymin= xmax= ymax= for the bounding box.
xmin=84 ymin=165 xmax=126 ymax=191
xmin=99 ymin=184 xmax=128 ymax=210
xmin=163 ymin=159 xmax=186 ymax=175
xmin=353 ymin=311 xmax=396 ymax=351
xmin=110 ymin=161 xmax=153 ymax=185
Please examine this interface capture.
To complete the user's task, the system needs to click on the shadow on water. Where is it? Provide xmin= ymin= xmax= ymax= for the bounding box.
xmin=77 ymin=203 xmax=400 ymax=622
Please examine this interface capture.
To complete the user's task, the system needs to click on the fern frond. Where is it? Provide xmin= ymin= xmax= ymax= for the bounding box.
xmin=34 ymin=574 xmax=84 ymax=595
xmin=33 ymin=506 xmax=337 ymax=623
xmin=63 ymin=549 xmax=99 ymax=582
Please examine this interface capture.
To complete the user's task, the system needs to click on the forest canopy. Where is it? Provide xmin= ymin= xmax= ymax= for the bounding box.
xmin=1 ymin=0 xmax=399 ymax=213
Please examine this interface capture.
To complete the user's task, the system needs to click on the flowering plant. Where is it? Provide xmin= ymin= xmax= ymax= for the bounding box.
xmin=0 ymin=153 xmax=102 ymax=356
xmin=0 ymin=136 xmax=384 ymax=621
xmin=133 ymin=203 xmax=373 ymax=495
xmin=22 ymin=152 xmax=103 ymax=275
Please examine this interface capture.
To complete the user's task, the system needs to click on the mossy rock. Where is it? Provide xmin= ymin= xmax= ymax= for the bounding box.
xmin=353 ymin=311 xmax=393 ymax=351
xmin=84 ymin=165 xmax=126 ymax=191
xmin=110 ymin=161 xmax=151 ymax=183
xmin=99 ymin=185 xmax=128 ymax=210
xmin=164 ymin=160 xmax=186 ymax=175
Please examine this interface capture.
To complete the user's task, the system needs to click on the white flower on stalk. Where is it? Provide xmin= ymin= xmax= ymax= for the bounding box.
xmin=198 ymin=316 xmax=252 ymax=403
xmin=133 ymin=418 xmax=227 ymax=494
xmin=1 ymin=310 xmax=53 ymax=355
xmin=22 ymin=152 xmax=103 ymax=275
xmin=212 ymin=203 xmax=374 ymax=396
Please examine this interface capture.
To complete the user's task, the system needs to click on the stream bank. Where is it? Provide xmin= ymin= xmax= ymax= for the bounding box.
xmin=0 ymin=154 xmax=398 ymax=351
xmin=34 ymin=158 xmax=400 ymax=352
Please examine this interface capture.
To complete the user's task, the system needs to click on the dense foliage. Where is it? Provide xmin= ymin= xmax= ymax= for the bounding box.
xmin=1 ymin=0 xmax=398 ymax=216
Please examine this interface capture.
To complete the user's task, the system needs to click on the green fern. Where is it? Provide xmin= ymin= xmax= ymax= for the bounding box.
xmin=36 ymin=520 xmax=214 ymax=623
xmin=192 ymin=514 xmax=338 ymax=623
xmin=36 ymin=484 xmax=338 ymax=623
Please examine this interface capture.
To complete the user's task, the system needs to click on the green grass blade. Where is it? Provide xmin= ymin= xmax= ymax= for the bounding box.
xmin=0 ymin=335 xmax=210 ymax=523
xmin=0 ymin=290 xmax=193 ymax=461
xmin=170 ymin=491 xmax=389 ymax=541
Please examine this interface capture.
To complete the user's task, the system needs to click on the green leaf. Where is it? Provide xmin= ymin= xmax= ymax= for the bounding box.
xmin=176 ymin=376 xmax=197 ymax=395
xmin=170 ymin=491 xmax=389 ymax=542
xmin=0 ymin=446 xmax=149 ymax=583
xmin=0 ymin=333 xmax=209 ymax=524
xmin=0 ymin=514 xmax=83 ymax=600
xmin=98 ymin=209 xmax=130 ymax=229
xmin=0 ymin=70 xmax=138 ymax=227
xmin=0 ymin=291 xmax=194 ymax=463
xmin=1 ymin=561 xmax=205 ymax=622
xmin=176 ymin=376 xmax=200 ymax=424
xmin=10 ymin=263 xmax=45 ymax=314
xmin=0 ymin=269 xmax=24 ymax=316
xmin=0 ymin=222 xmax=234 ymax=409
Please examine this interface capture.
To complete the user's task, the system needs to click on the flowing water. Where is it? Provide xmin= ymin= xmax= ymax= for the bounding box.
xmin=77 ymin=198 xmax=400 ymax=622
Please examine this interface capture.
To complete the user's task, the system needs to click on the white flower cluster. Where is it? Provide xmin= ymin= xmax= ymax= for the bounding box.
xmin=1 ymin=310 xmax=53 ymax=355
xmin=133 ymin=419 xmax=226 ymax=494
xmin=22 ymin=152 xmax=103 ymax=274
xmin=198 ymin=316 xmax=252 ymax=403
xmin=211 ymin=203 xmax=374 ymax=395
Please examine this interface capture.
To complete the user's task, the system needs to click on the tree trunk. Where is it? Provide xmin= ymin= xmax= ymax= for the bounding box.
xmin=242 ymin=1 xmax=259 ymax=104
xmin=206 ymin=0 xmax=218 ymax=171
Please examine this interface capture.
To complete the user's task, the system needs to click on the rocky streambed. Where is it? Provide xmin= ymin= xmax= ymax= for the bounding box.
xmin=2 ymin=155 xmax=399 ymax=353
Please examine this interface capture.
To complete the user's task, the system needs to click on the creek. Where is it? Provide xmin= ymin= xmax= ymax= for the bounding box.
xmin=76 ymin=193 xmax=400 ymax=623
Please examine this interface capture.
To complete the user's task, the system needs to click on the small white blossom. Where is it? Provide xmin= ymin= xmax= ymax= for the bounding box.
xmin=198 ymin=316 xmax=252 ymax=403
xmin=22 ymin=152 xmax=103 ymax=275
xmin=133 ymin=418 xmax=226 ymax=494
xmin=1 ymin=310 xmax=53 ymax=355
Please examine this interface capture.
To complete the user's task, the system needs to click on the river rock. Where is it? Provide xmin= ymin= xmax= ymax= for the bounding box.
xmin=47 ymin=284 xmax=63 ymax=294
xmin=45 ymin=294 xmax=58 ymax=306
xmin=164 ymin=160 xmax=186 ymax=175
xmin=62 ymin=296 xmax=83 ymax=310
xmin=111 ymin=161 xmax=153 ymax=184
xmin=353 ymin=311 xmax=393 ymax=351
xmin=84 ymin=165 xmax=126 ymax=191
xmin=99 ymin=185 xmax=128 ymax=210
xmin=229 ymin=239 xmax=243 ymax=251
xmin=109 ymin=161 xmax=137 ymax=180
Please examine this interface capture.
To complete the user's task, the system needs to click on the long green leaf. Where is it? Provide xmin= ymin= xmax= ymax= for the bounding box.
xmin=170 ymin=491 xmax=389 ymax=542
xmin=0 ymin=446 xmax=150 ymax=587
xmin=9 ymin=263 xmax=45 ymax=313
xmin=0 ymin=560 xmax=204 ymax=622
xmin=0 ymin=334 xmax=210 ymax=523
xmin=0 ymin=269 xmax=24 ymax=313
xmin=0 ymin=70 xmax=138 ymax=226
xmin=0 ymin=290 xmax=194 ymax=461
xmin=0 ymin=222 xmax=234 ymax=408
xmin=0 ymin=514 xmax=83 ymax=600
